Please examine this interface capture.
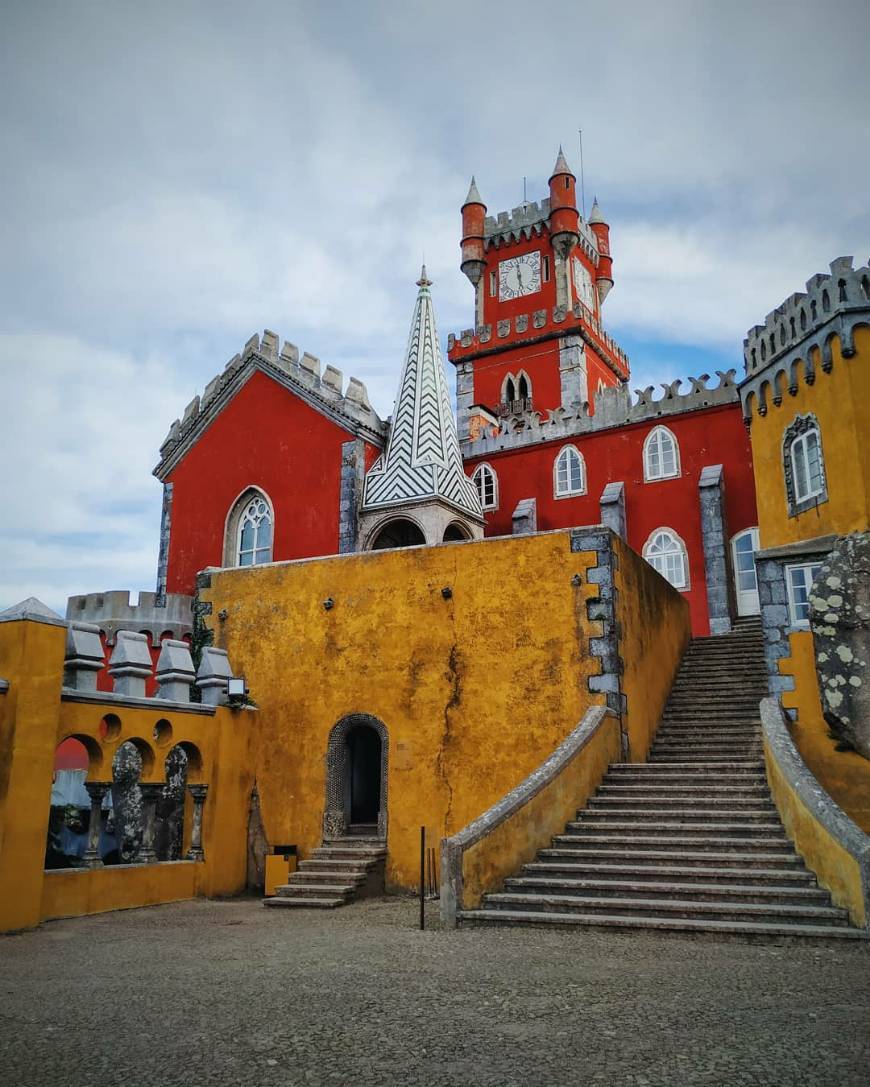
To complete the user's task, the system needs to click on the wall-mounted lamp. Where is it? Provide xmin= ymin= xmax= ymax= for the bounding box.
xmin=227 ymin=675 xmax=247 ymax=701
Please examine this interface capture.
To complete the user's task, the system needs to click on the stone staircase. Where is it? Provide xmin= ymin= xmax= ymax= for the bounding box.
xmin=263 ymin=836 xmax=386 ymax=910
xmin=460 ymin=618 xmax=867 ymax=940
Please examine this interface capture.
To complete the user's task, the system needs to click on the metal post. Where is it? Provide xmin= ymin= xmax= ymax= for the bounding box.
xmin=419 ymin=825 xmax=426 ymax=931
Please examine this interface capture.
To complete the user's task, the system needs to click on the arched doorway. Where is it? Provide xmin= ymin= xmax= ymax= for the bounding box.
xmin=731 ymin=527 xmax=760 ymax=616
xmin=323 ymin=714 xmax=388 ymax=839
xmin=369 ymin=518 xmax=425 ymax=550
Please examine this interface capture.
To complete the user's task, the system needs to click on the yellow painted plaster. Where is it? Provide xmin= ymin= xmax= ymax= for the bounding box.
xmin=764 ymin=733 xmax=866 ymax=927
xmin=40 ymin=860 xmax=202 ymax=922
xmin=750 ymin=327 xmax=870 ymax=550
xmin=781 ymin=631 xmax=870 ymax=833
xmin=614 ymin=536 xmax=691 ymax=761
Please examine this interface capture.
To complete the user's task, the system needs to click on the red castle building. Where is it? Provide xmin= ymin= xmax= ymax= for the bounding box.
xmin=67 ymin=148 xmax=759 ymax=647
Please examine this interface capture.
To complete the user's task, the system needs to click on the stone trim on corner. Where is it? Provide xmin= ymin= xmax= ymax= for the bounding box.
xmin=155 ymin=482 xmax=173 ymax=606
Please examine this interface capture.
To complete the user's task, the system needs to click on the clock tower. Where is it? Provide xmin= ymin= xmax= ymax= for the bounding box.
xmin=449 ymin=149 xmax=629 ymax=441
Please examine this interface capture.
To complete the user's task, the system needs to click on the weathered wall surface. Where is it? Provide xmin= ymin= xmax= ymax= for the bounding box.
xmin=203 ymin=527 xmax=692 ymax=891
xmin=780 ymin=632 xmax=870 ymax=833
xmin=749 ymin=328 xmax=870 ymax=549
xmin=41 ymin=860 xmax=202 ymax=923
xmin=203 ymin=531 xmax=604 ymax=889
xmin=614 ymin=536 xmax=691 ymax=761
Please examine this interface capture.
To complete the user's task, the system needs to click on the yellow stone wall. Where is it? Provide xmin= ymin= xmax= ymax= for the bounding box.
xmin=203 ymin=528 xmax=691 ymax=891
xmin=0 ymin=616 xmax=255 ymax=933
xmin=749 ymin=327 xmax=870 ymax=549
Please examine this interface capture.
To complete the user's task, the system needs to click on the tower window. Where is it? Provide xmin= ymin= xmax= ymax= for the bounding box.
xmin=518 ymin=374 xmax=530 ymax=400
xmin=643 ymin=529 xmax=689 ymax=590
xmin=783 ymin=414 xmax=827 ymax=516
xmin=471 ymin=463 xmax=498 ymax=510
xmin=643 ymin=426 xmax=680 ymax=482
xmin=489 ymin=271 xmax=496 ymax=297
xmin=554 ymin=445 xmax=586 ymax=498
xmin=225 ymin=488 xmax=274 ymax=568
xmin=542 ymin=255 xmax=550 ymax=282
xmin=504 ymin=376 xmax=516 ymax=403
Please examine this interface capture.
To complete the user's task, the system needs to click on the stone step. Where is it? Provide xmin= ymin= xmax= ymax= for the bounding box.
xmin=597 ymin=783 xmax=770 ymax=795
xmin=480 ymin=893 xmax=850 ymax=926
xmin=609 ymin=761 xmax=765 ymax=772
xmin=652 ymin=744 xmax=763 ymax=754
xmin=522 ymin=861 xmax=816 ymax=885
xmin=457 ymin=910 xmax=868 ymax=941
xmin=648 ymin=754 xmax=763 ymax=763
xmin=275 ymin=882 xmax=355 ymax=899
xmin=537 ymin=846 xmax=803 ymax=867
xmin=310 ymin=847 xmax=386 ymax=862
xmin=590 ymin=796 xmax=775 ymax=811
xmin=502 ymin=877 xmax=831 ymax=906
xmin=263 ymin=896 xmax=344 ymax=909
xmin=290 ymin=870 xmax=367 ymax=886
xmin=654 ymin=727 xmax=761 ymax=737
xmin=581 ymin=806 xmax=778 ymax=820
xmin=552 ymin=833 xmax=793 ymax=852
xmin=564 ymin=820 xmax=786 ymax=836
xmin=297 ymin=858 xmax=381 ymax=874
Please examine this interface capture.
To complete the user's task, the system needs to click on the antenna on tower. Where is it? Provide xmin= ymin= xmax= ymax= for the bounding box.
xmin=522 ymin=176 xmax=528 ymax=208
xmin=578 ymin=128 xmax=586 ymax=220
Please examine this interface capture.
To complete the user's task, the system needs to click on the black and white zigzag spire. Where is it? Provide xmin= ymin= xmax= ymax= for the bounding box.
xmin=363 ymin=268 xmax=482 ymax=518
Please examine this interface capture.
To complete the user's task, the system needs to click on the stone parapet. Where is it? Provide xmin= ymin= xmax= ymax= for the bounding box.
xmin=66 ymin=590 xmax=193 ymax=646
xmin=448 ymin=300 xmax=629 ymax=380
xmin=154 ymin=330 xmax=387 ymax=479
xmin=461 ymin=369 xmax=738 ymax=458
xmin=482 ymin=197 xmax=600 ymax=264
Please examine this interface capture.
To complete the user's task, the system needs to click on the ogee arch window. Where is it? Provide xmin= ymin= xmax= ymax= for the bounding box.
xmin=471 ymin=463 xmax=498 ymax=510
xmin=554 ymin=445 xmax=586 ymax=497
xmin=229 ymin=491 xmax=273 ymax=567
xmin=643 ymin=425 xmax=680 ymax=482
xmin=643 ymin=528 xmax=689 ymax=590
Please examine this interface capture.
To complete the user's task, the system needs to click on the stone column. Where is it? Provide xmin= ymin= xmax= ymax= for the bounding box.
xmin=454 ymin=361 xmax=475 ymax=443
xmin=698 ymin=465 xmax=732 ymax=636
xmin=63 ymin=622 xmax=105 ymax=691
xmin=559 ymin=335 xmax=588 ymax=412
xmin=108 ymin=630 xmax=153 ymax=698
xmin=195 ymin=646 xmax=233 ymax=706
xmin=186 ymin=784 xmax=209 ymax=861
xmin=599 ymin=482 xmax=626 ymax=541
xmin=138 ymin=783 xmax=163 ymax=863
xmin=82 ymin=782 xmax=110 ymax=869
xmin=512 ymin=498 xmax=537 ymax=535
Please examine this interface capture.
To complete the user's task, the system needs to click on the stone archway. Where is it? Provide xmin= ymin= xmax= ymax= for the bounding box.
xmin=323 ymin=714 xmax=389 ymax=840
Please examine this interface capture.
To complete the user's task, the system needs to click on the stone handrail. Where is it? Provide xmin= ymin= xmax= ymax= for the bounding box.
xmin=440 ymin=705 xmax=619 ymax=927
xmin=761 ymin=697 xmax=870 ymax=928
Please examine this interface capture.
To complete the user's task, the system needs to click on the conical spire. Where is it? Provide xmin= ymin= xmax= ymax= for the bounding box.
xmin=362 ymin=272 xmax=482 ymax=521
xmin=550 ymin=145 xmax=573 ymax=179
xmin=462 ymin=175 xmax=484 ymax=207
xmin=589 ymin=196 xmax=605 ymax=224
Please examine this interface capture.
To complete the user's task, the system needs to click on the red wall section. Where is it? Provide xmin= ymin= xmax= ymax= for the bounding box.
xmin=165 ymin=371 xmax=370 ymax=595
xmin=466 ymin=403 xmax=757 ymax=635
xmin=472 ymin=340 xmax=564 ymax=415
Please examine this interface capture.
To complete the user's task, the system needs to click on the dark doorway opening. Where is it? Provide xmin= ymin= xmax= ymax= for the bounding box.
xmin=347 ymin=725 xmax=382 ymax=826
xmin=370 ymin=518 xmax=426 ymax=549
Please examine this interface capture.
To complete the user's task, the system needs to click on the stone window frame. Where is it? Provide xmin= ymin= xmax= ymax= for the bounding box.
xmin=471 ymin=462 xmax=499 ymax=511
xmin=782 ymin=412 xmax=828 ymax=517
xmin=222 ymin=486 xmax=275 ymax=568
xmin=642 ymin=425 xmax=681 ymax=483
xmin=553 ymin=444 xmax=587 ymax=499
xmin=785 ymin=561 xmax=823 ymax=628
xmin=322 ymin=713 xmax=389 ymax=840
xmin=642 ymin=526 xmax=691 ymax=591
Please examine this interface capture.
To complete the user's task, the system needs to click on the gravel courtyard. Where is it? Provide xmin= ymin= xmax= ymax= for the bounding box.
xmin=1 ymin=896 xmax=868 ymax=1086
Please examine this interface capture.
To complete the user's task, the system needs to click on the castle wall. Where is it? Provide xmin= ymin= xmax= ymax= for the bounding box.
xmin=465 ymin=401 xmax=756 ymax=635
xmin=164 ymin=371 xmax=380 ymax=595
xmin=200 ymin=527 xmax=690 ymax=892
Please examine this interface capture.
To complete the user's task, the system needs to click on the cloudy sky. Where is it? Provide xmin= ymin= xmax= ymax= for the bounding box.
xmin=2 ymin=0 xmax=868 ymax=613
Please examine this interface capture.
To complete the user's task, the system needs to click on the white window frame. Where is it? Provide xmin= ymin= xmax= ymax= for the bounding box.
xmin=554 ymin=445 xmax=586 ymax=498
xmin=223 ymin=487 xmax=275 ymax=568
xmin=471 ymin=463 xmax=499 ymax=511
xmin=790 ymin=429 xmax=824 ymax=505
xmin=786 ymin=562 xmax=822 ymax=628
xmin=642 ymin=527 xmax=690 ymax=591
xmin=643 ymin=425 xmax=680 ymax=482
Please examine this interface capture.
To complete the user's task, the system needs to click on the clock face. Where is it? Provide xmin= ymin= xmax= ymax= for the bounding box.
xmin=573 ymin=257 xmax=595 ymax=311
xmin=498 ymin=251 xmax=542 ymax=302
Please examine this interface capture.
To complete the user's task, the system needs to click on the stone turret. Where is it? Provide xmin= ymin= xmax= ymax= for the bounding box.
xmin=359 ymin=268 xmax=484 ymax=549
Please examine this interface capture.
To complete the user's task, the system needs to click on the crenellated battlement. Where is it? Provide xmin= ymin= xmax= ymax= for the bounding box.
xmin=154 ymin=330 xmax=387 ymax=477
xmin=462 ymin=370 xmax=738 ymax=457
xmin=743 ymin=256 xmax=870 ymax=376
xmin=483 ymin=198 xmax=600 ymax=262
xmin=65 ymin=590 xmax=193 ymax=646
xmin=448 ymin=300 xmax=629 ymax=378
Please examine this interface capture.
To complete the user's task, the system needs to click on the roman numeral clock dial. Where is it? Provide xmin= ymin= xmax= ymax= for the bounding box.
xmin=498 ymin=251 xmax=542 ymax=301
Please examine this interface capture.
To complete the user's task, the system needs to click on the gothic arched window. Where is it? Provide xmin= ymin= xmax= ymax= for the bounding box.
xmin=783 ymin=414 xmax=827 ymax=516
xmin=643 ymin=528 xmax=689 ymax=590
xmin=225 ymin=489 xmax=274 ymax=568
xmin=554 ymin=445 xmax=586 ymax=497
xmin=471 ymin=463 xmax=498 ymax=510
xmin=643 ymin=425 xmax=680 ymax=482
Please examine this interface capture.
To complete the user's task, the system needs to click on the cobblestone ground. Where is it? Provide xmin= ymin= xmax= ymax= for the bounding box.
xmin=1 ymin=896 xmax=868 ymax=1086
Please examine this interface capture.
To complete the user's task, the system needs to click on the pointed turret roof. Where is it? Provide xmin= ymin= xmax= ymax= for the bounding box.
xmin=550 ymin=145 xmax=574 ymax=179
xmin=462 ymin=175 xmax=485 ymax=208
xmin=589 ymin=196 xmax=606 ymax=224
xmin=362 ymin=270 xmax=482 ymax=520
xmin=0 ymin=597 xmax=66 ymax=626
